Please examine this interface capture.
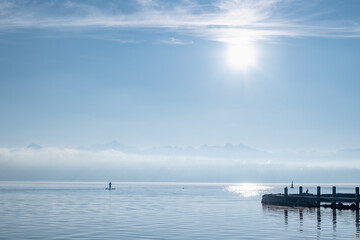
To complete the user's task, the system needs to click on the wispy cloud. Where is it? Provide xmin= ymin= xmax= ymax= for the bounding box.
xmin=160 ymin=37 xmax=194 ymax=45
xmin=1 ymin=0 xmax=360 ymax=44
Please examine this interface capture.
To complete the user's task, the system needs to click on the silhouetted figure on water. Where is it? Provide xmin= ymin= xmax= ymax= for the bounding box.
xmin=106 ymin=182 xmax=115 ymax=190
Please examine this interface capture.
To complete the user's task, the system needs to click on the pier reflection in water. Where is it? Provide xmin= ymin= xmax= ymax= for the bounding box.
xmin=357 ymin=210 xmax=360 ymax=238
xmin=263 ymin=206 xmax=360 ymax=239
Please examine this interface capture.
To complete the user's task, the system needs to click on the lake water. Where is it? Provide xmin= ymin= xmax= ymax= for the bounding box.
xmin=0 ymin=182 xmax=359 ymax=239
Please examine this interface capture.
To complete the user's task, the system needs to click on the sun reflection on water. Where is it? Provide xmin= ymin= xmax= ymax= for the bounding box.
xmin=227 ymin=183 xmax=273 ymax=197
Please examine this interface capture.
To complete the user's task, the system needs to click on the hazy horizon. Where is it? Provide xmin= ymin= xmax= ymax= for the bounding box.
xmin=1 ymin=140 xmax=360 ymax=182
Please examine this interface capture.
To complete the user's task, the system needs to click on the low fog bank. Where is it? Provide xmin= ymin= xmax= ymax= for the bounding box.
xmin=0 ymin=144 xmax=360 ymax=182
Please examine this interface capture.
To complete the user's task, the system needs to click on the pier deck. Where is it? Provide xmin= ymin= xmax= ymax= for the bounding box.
xmin=261 ymin=186 xmax=360 ymax=210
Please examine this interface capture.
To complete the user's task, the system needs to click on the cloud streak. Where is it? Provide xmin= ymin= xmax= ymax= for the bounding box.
xmin=1 ymin=0 xmax=360 ymax=44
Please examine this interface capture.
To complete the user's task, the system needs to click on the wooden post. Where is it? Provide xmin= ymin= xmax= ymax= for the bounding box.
xmin=317 ymin=186 xmax=321 ymax=207
xmin=284 ymin=187 xmax=288 ymax=204
xmin=356 ymin=187 xmax=359 ymax=210
xmin=332 ymin=186 xmax=336 ymax=197
xmin=299 ymin=186 xmax=303 ymax=195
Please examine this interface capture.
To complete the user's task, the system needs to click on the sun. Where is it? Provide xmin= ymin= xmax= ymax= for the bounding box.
xmin=225 ymin=41 xmax=258 ymax=71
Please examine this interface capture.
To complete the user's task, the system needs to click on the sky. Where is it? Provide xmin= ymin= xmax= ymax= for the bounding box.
xmin=1 ymin=0 xmax=360 ymax=181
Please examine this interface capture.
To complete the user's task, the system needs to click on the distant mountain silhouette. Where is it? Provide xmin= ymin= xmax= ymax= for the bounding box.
xmin=78 ymin=141 xmax=261 ymax=157
xmin=142 ymin=143 xmax=262 ymax=158
xmin=338 ymin=148 xmax=360 ymax=153
xmin=80 ymin=140 xmax=139 ymax=153
xmin=194 ymin=143 xmax=262 ymax=158
xmin=143 ymin=145 xmax=188 ymax=156
xmin=335 ymin=148 xmax=360 ymax=158
xmin=27 ymin=143 xmax=42 ymax=149
xmin=199 ymin=143 xmax=257 ymax=152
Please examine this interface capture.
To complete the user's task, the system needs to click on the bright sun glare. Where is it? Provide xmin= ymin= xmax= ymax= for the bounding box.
xmin=225 ymin=41 xmax=258 ymax=71
xmin=227 ymin=184 xmax=272 ymax=198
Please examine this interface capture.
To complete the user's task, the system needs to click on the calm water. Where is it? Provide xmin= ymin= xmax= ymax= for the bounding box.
xmin=0 ymin=182 xmax=359 ymax=239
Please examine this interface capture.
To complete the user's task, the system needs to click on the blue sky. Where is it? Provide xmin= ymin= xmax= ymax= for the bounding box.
xmin=1 ymin=0 xmax=360 ymax=153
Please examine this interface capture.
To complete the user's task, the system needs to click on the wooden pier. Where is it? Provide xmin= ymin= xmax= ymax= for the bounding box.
xmin=262 ymin=186 xmax=360 ymax=210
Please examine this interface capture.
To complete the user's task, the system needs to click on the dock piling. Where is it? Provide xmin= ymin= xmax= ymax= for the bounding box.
xmin=356 ymin=187 xmax=359 ymax=209
xmin=332 ymin=186 xmax=336 ymax=197
xmin=299 ymin=186 xmax=303 ymax=195
xmin=284 ymin=187 xmax=288 ymax=204
xmin=317 ymin=186 xmax=321 ymax=207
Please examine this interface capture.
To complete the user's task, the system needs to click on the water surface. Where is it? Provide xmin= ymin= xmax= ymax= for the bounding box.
xmin=0 ymin=182 xmax=359 ymax=239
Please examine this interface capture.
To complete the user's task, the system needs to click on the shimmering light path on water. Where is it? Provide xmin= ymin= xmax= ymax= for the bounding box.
xmin=0 ymin=182 xmax=359 ymax=239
